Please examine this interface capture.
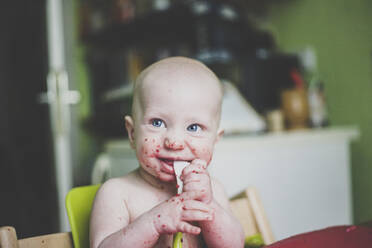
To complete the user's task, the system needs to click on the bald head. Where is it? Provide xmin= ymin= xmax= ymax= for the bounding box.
xmin=131 ymin=57 xmax=223 ymax=124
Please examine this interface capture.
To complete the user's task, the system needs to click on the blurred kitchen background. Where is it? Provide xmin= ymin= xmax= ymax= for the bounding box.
xmin=1 ymin=0 xmax=371 ymax=242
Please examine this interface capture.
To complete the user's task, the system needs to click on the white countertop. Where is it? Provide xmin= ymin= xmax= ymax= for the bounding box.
xmin=104 ymin=126 xmax=360 ymax=152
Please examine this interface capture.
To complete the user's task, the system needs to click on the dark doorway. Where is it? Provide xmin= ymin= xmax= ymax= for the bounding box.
xmin=0 ymin=0 xmax=59 ymax=238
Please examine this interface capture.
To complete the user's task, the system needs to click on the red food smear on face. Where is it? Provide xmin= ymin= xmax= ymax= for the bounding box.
xmin=156 ymin=149 xmax=159 ymax=153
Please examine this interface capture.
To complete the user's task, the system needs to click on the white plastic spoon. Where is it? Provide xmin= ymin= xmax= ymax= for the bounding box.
xmin=173 ymin=161 xmax=190 ymax=248
xmin=174 ymin=161 xmax=190 ymax=194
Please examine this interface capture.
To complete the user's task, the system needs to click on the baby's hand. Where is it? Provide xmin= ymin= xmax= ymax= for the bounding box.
xmin=151 ymin=195 xmax=214 ymax=235
xmin=181 ymin=159 xmax=213 ymax=204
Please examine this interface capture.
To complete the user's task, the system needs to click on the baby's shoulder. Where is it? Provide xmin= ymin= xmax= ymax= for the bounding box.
xmin=97 ymin=170 xmax=143 ymax=199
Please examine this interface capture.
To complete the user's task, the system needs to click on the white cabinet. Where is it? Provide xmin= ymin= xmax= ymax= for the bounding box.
xmin=92 ymin=126 xmax=359 ymax=241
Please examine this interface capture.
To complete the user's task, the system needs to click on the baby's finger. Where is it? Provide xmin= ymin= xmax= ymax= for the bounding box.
xmin=182 ymin=200 xmax=213 ymax=213
xmin=181 ymin=209 xmax=214 ymax=222
xmin=182 ymin=172 xmax=208 ymax=186
xmin=181 ymin=190 xmax=203 ymax=201
xmin=177 ymin=222 xmax=201 ymax=235
xmin=182 ymin=160 xmax=207 ymax=176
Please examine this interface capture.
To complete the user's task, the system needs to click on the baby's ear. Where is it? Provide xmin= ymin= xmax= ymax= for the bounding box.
xmin=215 ymin=128 xmax=224 ymax=144
xmin=125 ymin=115 xmax=135 ymax=149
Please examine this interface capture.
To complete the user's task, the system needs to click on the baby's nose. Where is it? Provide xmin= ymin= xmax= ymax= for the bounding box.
xmin=164 ymin=136 xmax=185 ymax=150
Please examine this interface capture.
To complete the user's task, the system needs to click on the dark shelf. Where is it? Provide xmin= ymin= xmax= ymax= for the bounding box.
xmin=81 ymin=2 xmax=278 ymax=139
xmin=83 ymin=6 xmax=196 ymax=50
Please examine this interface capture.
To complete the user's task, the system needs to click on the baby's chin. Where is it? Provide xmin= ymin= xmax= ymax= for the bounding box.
xmin=139 ymin=164 xmax=177 ymax=183
xmin=157 ymin=172 xmax=177 ymax=183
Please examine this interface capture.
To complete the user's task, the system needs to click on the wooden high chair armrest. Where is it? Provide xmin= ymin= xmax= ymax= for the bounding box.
xmin=0 ymin=226 xmax=73 ymax=248
xmin=0 ymin=226 xmax=18 ymax=248
xmin=229 ymin=187 xmax=275 ymax=245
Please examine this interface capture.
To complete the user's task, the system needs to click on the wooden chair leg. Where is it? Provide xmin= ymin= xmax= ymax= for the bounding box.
xmin=0 ymin=226 xmax=19 ymax=248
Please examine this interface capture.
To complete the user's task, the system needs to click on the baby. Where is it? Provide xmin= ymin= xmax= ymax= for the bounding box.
xmin=90 ymin=57 xmax=245 ymax=248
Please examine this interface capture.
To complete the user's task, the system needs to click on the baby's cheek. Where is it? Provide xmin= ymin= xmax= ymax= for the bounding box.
xmin=140 ymin=137 xmax=161 ymax=157
xmin=192 ymin=145 xmax=213 ymax=164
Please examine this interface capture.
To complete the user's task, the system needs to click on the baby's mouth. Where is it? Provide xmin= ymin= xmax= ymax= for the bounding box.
xmin=158 ymin=157 xmax=192 ymax=167
xmin=158 ymin=158 xmax=174 ymax=166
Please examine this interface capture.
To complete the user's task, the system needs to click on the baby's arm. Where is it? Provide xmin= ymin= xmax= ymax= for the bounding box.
xmin=89 ymin=179 xmax=158 ymax=248
xmin=182 ymin=160 xmax=245 ymax=248
xmin=200 ymin=179 xmax=245 ymax=247
xmin=90 ymin=178 xmax=214 ymax=248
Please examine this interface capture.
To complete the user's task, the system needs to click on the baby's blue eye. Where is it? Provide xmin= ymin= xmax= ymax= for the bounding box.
xmin=151 ymin=119 xmax=164 ymax=128
xmin=187 ymin=124 xmax=200 ymax=132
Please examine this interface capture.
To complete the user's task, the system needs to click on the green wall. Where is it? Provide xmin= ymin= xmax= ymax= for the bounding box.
xmin=265 ymin=0 xmax=372 ymax=223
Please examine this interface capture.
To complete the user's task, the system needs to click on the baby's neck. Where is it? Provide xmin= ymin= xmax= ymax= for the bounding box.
xmin=138 ymin=168 xmax=177 ymax=194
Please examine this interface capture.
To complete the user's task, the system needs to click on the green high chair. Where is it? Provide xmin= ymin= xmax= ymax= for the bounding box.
xmin=65 ymin=184 xmax=100 ymax=248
